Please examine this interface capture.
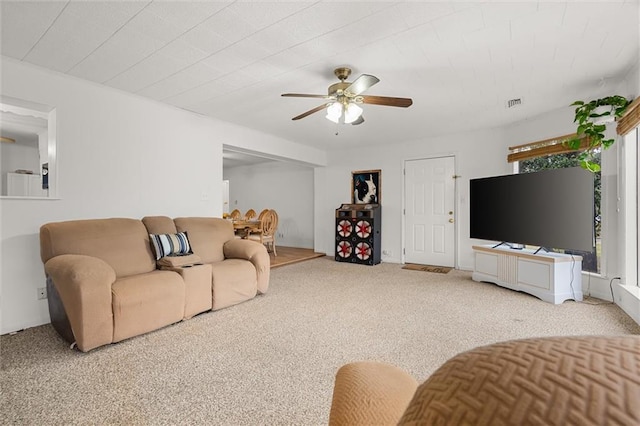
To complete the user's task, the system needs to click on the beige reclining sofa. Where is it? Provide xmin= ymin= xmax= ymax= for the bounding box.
xmin=40 ymin=216 xmax=269 ymax=352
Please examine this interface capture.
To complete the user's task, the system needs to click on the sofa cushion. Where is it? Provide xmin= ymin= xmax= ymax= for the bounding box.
xmin=40 ymin=218 xmax=156 ymax=278
xmin=210 ymin=259 xmax=257 ymax=310
xmin=157 ymin=253 xmax=201 ymax=268
xmin=111 ymin=270 xmax=185 ymax=342
xmin=163 ymin=263 xmax=212 ymax=319
xmin=174 ymin=217 xmax=234 ymax=264
xmin=142 ymin=216 xmax=177 ymax=235
xmin=149 ymin=232 xmax=192 ymax=260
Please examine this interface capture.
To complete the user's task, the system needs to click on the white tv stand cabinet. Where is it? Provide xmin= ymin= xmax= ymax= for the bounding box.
xmin=472 ymin=245 xmax=582 ymax=304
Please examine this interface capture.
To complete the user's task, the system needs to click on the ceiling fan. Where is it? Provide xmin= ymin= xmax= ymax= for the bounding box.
xmin=281 ymin=67 xmax=413 ymax=125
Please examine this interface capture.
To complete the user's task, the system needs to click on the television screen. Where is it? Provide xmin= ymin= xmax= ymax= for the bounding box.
xmin=469 ymin=167 xmax=595 ymax=252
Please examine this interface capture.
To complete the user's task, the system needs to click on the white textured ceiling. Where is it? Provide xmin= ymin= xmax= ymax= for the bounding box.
xmin=1 ymin=1 xmax=638 ymax=153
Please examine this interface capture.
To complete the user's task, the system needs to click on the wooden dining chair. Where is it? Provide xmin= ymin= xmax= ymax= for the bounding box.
xmin=229 ymin=209 xmax=242 ymax=220
xmin=257 ymin=209 xmax=269 ymax=221
xmin=244 ymin=209 xmax=256 ymax=220
xmin=248 ymin=209 xmax=278 ymax=256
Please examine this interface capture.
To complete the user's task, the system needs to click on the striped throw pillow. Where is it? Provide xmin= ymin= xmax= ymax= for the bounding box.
xmin=149 ymin=232 xmax=192 ymax=260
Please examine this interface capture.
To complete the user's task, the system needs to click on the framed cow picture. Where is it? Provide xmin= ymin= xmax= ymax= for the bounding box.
xmin=351 ymin=169 xmax=381 ymax=205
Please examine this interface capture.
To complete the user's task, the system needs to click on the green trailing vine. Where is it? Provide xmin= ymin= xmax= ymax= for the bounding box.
xmin=565 ymin=95 xmax=631 ymax=172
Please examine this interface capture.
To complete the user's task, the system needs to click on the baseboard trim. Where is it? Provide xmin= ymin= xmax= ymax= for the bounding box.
xmin=1 ymin=316 xmax=50 ymax=335
xmin=616 ymin=284 xmax=640 ymax=326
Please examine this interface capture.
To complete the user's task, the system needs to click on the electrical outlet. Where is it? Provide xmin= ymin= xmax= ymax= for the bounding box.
xmin=37 ymin=287 xmax=47 ymax=300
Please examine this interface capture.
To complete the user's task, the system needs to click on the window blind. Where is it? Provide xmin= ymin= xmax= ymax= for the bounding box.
xmin=617 ymin=96 xmax=640 ymax=136
xmin=507 ymin=133 xmax=588 ymax=163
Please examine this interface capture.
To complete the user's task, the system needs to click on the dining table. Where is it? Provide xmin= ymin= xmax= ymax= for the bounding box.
xmin=231 ymin=219 xmax=262 ymax=238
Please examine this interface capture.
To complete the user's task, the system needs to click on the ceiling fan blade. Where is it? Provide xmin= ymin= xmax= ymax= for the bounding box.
xmin=292 ymin=103 xmax=331 ymax=120
xmin=361 ymin=95 xmax=413 ymax=108
xmin=345 ymin=74 xmax=380 ymax=96
xmin=282 ymin=93 xmax=333 ymax=99
xmin=351 ymin=115 xmax=365 ymax=126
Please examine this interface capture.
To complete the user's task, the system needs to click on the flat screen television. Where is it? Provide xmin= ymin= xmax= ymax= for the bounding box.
xmin=469 ymin=167 xmax=595 ymax=252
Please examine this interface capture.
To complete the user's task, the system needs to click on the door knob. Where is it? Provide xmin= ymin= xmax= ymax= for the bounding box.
xmin=449 ymin=218 xmax=454 ymax=223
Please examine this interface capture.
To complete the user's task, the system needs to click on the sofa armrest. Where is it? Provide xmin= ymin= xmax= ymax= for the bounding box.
xmin=45 ymin=254 xmax=116 ymax=352
xmin=223 ymin=239 xmax=270 ymax=294
xmin=329 ymin=361 xmax=418 ymax=426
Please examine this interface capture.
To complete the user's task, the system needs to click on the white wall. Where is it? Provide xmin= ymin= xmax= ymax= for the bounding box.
xmin=503 ymin=104 xmax=575 ymax=147
xmin=224 ymin=161 xmax=314 ymax=248
xmin=0 ymin=59 xmax=324 ymax=334
xmin=221 ymin=131 xmax=327 ymax=168
xmin=314 ymin=126 xmax=510 ymax=270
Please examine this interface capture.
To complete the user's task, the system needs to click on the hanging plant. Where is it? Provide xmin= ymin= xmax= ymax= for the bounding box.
xmin=565 ymin=95 xmax=631 ymax=172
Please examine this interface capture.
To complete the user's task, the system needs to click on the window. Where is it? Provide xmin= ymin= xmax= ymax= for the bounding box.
xmin=517 ymin=151 xmax=601 ymax=273
xmin=508 ymin=134 xmax=600 ymax=273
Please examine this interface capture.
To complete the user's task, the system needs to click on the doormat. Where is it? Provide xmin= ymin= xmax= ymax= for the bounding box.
xmin=402 ymin=263 xmax=452 ymax=274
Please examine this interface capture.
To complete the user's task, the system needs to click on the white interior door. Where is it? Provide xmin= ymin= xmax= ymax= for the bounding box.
xmin=404 ymin=156 xmax=456 ymax=267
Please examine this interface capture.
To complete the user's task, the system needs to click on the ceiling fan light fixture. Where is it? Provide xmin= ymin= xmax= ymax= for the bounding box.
xmin=344 ymin=103 xmax=363 ymax=124
xmin=326 ymin=102 xmax=343 ymax=123
xmin=325 ymin=101 xmax=363 ymax=124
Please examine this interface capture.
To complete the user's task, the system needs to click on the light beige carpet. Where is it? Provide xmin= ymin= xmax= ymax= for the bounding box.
xmin=2 ymin=257 xmax=639 ymax=425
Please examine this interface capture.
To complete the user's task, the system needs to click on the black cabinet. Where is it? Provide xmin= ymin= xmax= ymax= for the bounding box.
xmin=335 ymin=204 xmax=381 ymax=265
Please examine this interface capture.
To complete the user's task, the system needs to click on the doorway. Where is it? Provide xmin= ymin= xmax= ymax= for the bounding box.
xmin=222 ymin=148 xmax=316 ymax=250
xmin=404 ymin=156 xmax=456 ymax=267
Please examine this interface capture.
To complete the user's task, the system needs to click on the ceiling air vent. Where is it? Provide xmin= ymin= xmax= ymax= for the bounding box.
xmin=506 ymin=98 xmax=523 ymax=108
